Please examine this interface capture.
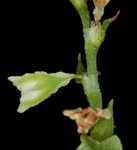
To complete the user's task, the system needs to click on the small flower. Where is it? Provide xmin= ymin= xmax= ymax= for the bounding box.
xmin=63 ymin=106 xmax=111 ymax=134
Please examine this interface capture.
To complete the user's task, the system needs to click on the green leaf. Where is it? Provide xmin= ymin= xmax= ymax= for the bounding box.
xmin=77 ymin=143 xmax=93 ymax=150
xmin=101 ymin=10 xmax=120 ymax=42
xmin=90 ymin=100 xmax=114 ymax=142
xmin=77 ymin=134 xmax=99 ymax=150
xmin=80 ymin=134 xmax=100 ymax=150
xmin=8 ymin=71 xmax=77 ymax=113
xmin=76 ymin=53 xmax=85 ymax=84
xmin=100 ymin=135 xmax=123 ymax=150
xmin=77 ymin=135 xmax=123 ymax=150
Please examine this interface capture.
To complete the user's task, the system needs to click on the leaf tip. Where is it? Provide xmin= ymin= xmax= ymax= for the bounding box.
xmin=8 ymin=76 xmax=20 ymax=83
xmin=17 ymin=103 xmax=29 ymax=113
xmin=113 ymin=9 xmax=120 ymax=21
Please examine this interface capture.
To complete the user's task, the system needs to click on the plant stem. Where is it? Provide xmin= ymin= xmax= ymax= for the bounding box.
xmin=82 ymin=40 xmax=102 ymax=109
xmin=69 ymin=0 xmax=102 ymax=109
xmin=85 ymin=43 xmax=98 ymax=75
xmin=69 ymin=0 xmax=91 ymax=29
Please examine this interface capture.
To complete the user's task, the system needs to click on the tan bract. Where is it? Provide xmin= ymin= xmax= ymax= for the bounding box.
xmin=93 ymin=0 xmax=110 ymax=9
xmin=63 ymin=106 xmax=111 ymax=134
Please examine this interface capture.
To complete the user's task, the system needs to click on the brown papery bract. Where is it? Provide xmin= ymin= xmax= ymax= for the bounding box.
xmin=93 ymin=0 xmax=111 ymax=9
xmin=63 ymin=106 xmax=111 ymax=134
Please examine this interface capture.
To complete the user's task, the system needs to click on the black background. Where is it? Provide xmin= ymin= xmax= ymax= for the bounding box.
xmin=0 ymin=0 xmax=133 ymax=149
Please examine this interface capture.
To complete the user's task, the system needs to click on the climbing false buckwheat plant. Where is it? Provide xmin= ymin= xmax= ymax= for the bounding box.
xmin=8 ymin=0 xmax=123 ymax=150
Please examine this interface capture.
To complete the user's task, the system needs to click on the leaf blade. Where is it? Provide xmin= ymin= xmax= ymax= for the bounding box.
xmin=100 ymin=135 xmax=123 ymax=150
xmin=101 ymin=10 xmax=120 ymax=42
xmin=81 ymin=134 xmax=100 ymax=149
xmin=76 ymin=53 xmax=85 ymax=84
xmin=77 ymin=135 xmax=123 ymax=150
xmin=90 ymin=100 xmax=114 ymax=141
xmin=8 ymin=71 xmax=77 ymax=113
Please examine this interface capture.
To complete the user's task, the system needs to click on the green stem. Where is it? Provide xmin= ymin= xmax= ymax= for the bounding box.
xmin=82 ymin=41 xmax=102 ymax=109
xmin=69 ymin=0 xmax=91 ymax=29
xmin=85 ymin=43 xmax=98 ymax=75
xmin=69 ymin=0 xmax=102 ymax=109
xmin=81 ymin=10 xmax=120 ymax=109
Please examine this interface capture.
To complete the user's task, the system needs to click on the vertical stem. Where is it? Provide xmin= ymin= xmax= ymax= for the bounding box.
xmin=85 ymin=42 xmax=98 ymax=75
xmin=69 ymin=0 xmax=102 ymax=109
xmin=83 ymin=41 xmax=102 ymax=109
xmin=69 ymin=0 xmax=91 ymax=29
